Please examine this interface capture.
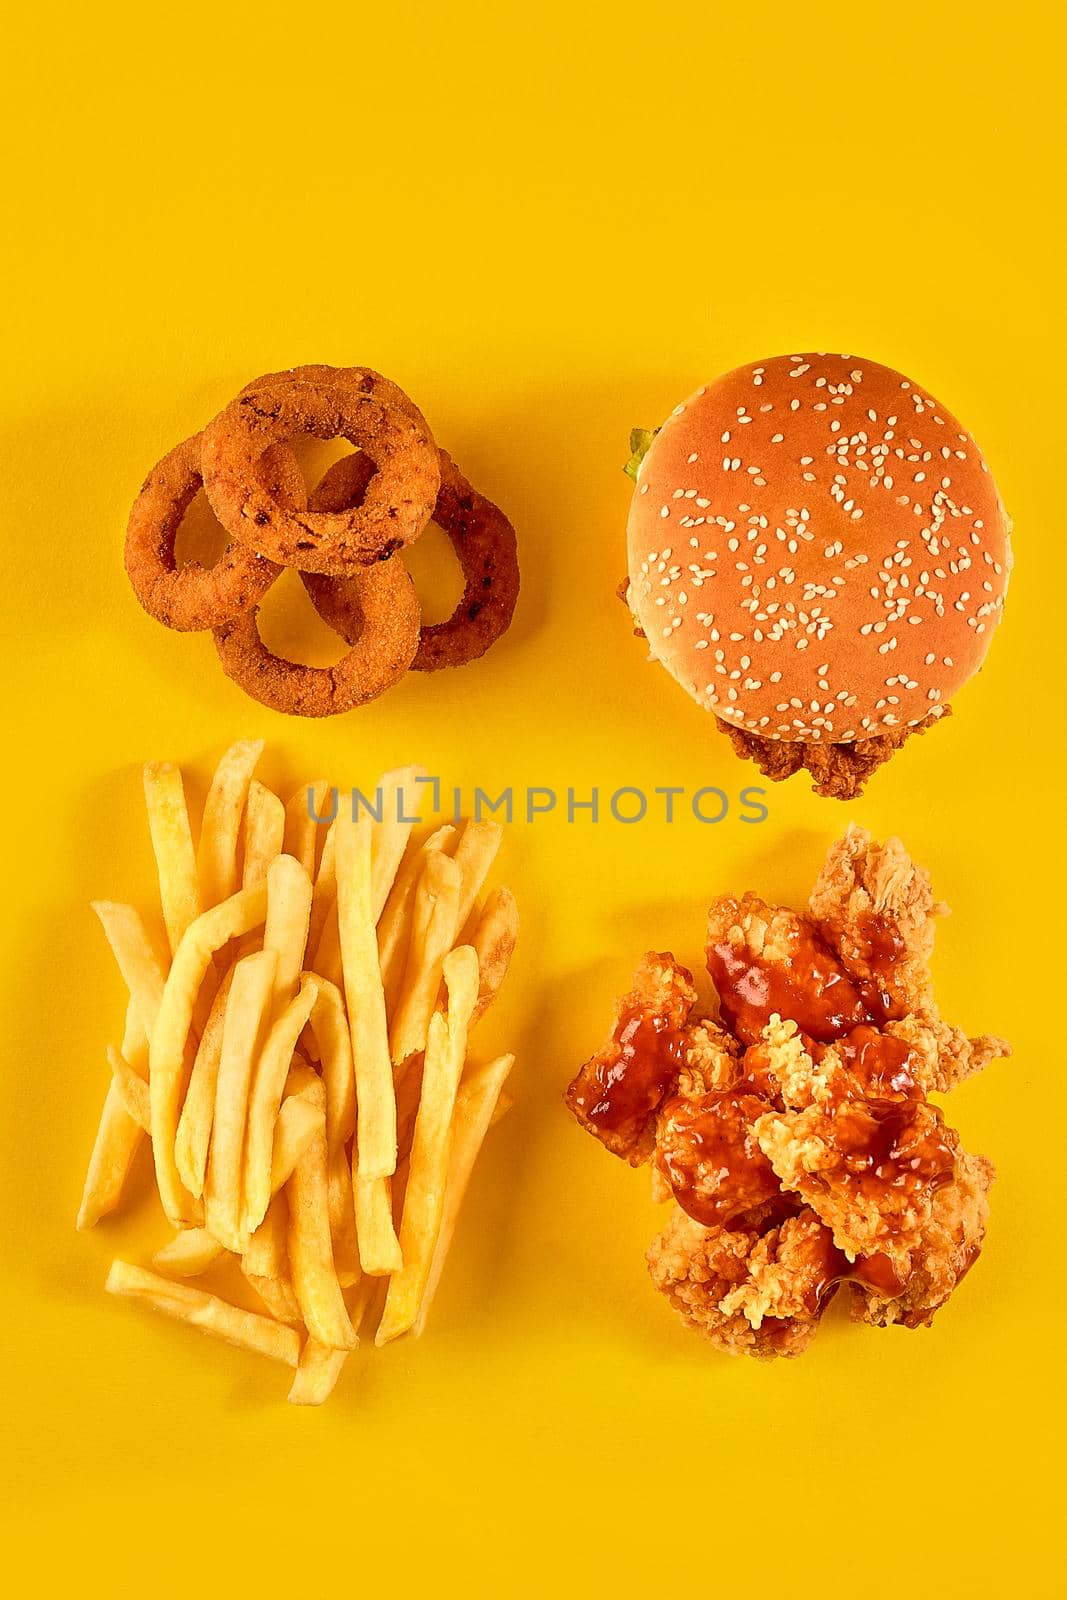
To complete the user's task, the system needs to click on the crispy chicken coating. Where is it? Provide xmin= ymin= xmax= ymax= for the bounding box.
xmin=646 ymin=1205 xmax=830 ymax=1359
xmin=564 ymin=828 xmax=1008 ymax=1359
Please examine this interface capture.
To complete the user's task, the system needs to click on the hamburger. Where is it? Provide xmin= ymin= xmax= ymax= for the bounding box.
xmin=623 ymin=353 xmax=1012 ymax=797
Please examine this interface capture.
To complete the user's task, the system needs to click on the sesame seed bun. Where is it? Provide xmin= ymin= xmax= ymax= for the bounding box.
xmin=626 ymin=353 xmax=1012 ymax=743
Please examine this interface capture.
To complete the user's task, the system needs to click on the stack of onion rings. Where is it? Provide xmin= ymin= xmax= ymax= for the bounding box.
xmin=123 ymin=365 xmax=520 ymax=715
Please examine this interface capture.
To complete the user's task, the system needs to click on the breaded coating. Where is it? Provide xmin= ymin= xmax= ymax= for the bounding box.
xmin=754 ymin=1096 xmax=961 ymax=1276
xmin=718 ymin=711 xmax=947 ymax=801
xmin=808 ymin=823 xmax=941 ymax=1017
xmin=565 ymin=828 xmax=1008 ymax=1358
xmin=851 ymin=1151 xmax=994 ymax=1328
xmin=564 ymin=952 xmax=698 ymax=1163
xmin=706 ymin=893 xmax=874 ymax=1045
xmin=647 ymin=1205 xmax=832 ymax=1359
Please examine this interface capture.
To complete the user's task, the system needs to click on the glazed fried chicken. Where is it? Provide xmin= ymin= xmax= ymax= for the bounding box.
xmin=565 ymin=826 xmax=1009 ymax=1359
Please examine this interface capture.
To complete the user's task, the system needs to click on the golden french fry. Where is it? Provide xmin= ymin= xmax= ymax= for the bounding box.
xmin=106 ymin=1260 xmax=299 ymax=1367
xmin=196 ymin=739 xmax=264 ymax=907
xmin=175 ymin=964 xmax=235 ymax=1197
xmin=91 ymin=902 xmax=167 ymax=1036
xmin=414 ymin=1053 xmax=515 ymax=1337
xmin=245 ymin=1272 xmax=303 ymax=1326
xmin=377 ymin=947 xmax=479 ymax=1345
xmin=369 ymin=765 xmax=426 ymax=921
xmin=355 ymin=1175 xmax=403 ymax=1276
xmin=150 ymin=884 xmax=267 ymax=1225
xmin=288 ymin=1339 xmax=348 ymax=1406
xmin=470 ymin=886 xmax=519 ymax=1027
xmin=388 ymin=851 xmax=462 ymax=1065
xmin=263 ymin=853 xmax=312 ymax=1017
xmin=284 ymin=780 xmax=331 ymax=877
xmin=143 ymin=762 xmax=200 ymax=955
xmin=306 ymin=818 xmax=337 ymax=957
xmin=242 ymin=1190 xmax=290 ymax=1279
xmin=77 ymin=999 xmax=150 ymax=1229
xmin=378 ymin=824 xmax=458 ymax=1007
xmin=310 ymin=902 xmax=342 ymax=988
xmin=152 ymin=1228 xmax=225 ymax=1277
xmin=394 ymin=1054 xmax=425 ymax=1165
xmin=286 ymin=1074 xmax=357 ymax=1348
xmin=108 ymin=1044 xmax=150 ymax=1131
xmin=451 ymin=819 xmax=504 ymax=936
xmin=309 ymin=979 xmax=355 ymax=1153
xmin=243 ymin=975 xmax=320 ymax=1233
xmin=204 ymin=949 xmax=277 ymax=1250
xmin=335 ymin=811 xmax=395 ymax=1179
xmin=242 ymin=779 xmax=285 ymax=890
xmin=77 ymin=1080 xmax=143 ymax=1230
xmin=327 ymin=1149 xmax=362 ymax=1287
xmin=271 ymin=1086 xmax=323 ymax=1196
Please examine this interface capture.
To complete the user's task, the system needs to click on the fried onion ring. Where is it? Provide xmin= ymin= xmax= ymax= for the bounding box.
xmin=307 ymin=450 xmax=519 ymax=671
xmin=200 ymin=366 xmax=440 ymax=575
xmin=124 ymin=435 xmax=301 ymax=631
xmin=211 ymin=453 xmax=421 ymax=717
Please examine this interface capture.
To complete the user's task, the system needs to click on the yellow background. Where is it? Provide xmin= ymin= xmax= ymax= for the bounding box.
xmin=2 ymin=2 xmax=1064 ymax=1594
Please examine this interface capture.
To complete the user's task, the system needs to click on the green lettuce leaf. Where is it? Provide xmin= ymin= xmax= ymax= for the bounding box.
xmin=624 ymin=426 xmax=659 ymax=482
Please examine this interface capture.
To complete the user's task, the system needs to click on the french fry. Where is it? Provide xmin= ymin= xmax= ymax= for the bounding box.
xmin=284 ymin=780 xmax=330 ymax=878
xmin=242 ymin=779 xmax=285 ymax=889
xmin=335 ymin=811 xmax=396 ymax=1179
xmin=175 ymin=964 xmax=235 ymax=1197
xmin=77 ymin=1000 xmax=150 ymax=1230
xmin=470 ymin=886 xmax=519 ymax=1026
xmin=242 ymin=1191 xmax=290 ymax=1279
xmin=309 ymin=979 xmax=355 ymax=1153
xmin=286 ymin=1074 xmax=357 ymax=1349
xmin=143 ymin=761 xmax=200 ymax=955
xmin=355 ymin=1175 xmax=403 ymax=1276
xmin=78 ymin=1081 xmax=142 ymax=1230
xmin=243 ymin=975 xmax=320 ymax=1233
xmin=310 ymin=902 xmax=342 ymax=989
xmin=287 ymin=1339 xmax=349 ymax=1406
xmin=108 ymin=1043 xmax=150 ymax=1131
xmin=414 ymin=1053 xmax=515 ymax=1337
xmin=369 ymin=765 xmax=426 ymax=920
xmin=106 ymin=1260 xmax=299 ymax=1367
xmin=451 ymin=819 xmax=504 ymax=936
xmin=245 ymin=1273 xmax=303 ymax=1326
xmin=377 ymin=947 xmax=480 ymax=1345
xmin=388 ymin=851 xmax=462 ymax=1065
xmin=241 ymin=1190 xmax=303 ymax=1323
xmin=196 ymin=739 xmax=264 ymax=907
xmin=377 ymin=824 xmax=457 ymax=1006
xmin=327 ymin=1149 xmax=362 ymax=1287
xmin=150 ymin=884 xmax=267 ymax=1225
xmin=271 ymin=1084 xmax=323 ymax=1195
xmin=152 ymin=1228 xmax=225 ymax=1278
xmin=91 ymin=902 xmax=167 ymax=1036
xmin=203 ymin=949 xmax=277 ymax=1250
xmin=306 ymin=818 xmax=337 ymax=956
xmin=263 ymin=853 xmax=312 ymax=1017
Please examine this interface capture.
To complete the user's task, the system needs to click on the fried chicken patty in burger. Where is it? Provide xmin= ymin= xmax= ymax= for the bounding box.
xmin=623 ymin=353 xmax=1012 ymax=798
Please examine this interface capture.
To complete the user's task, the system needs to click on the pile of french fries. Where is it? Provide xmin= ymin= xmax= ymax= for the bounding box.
xmin=79 ymin=742 xmax=517 ymax=1405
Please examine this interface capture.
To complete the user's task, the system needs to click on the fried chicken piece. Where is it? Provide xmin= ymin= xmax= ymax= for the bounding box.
xmin=849 ymin=1150 xmax=994 ymax=1328
xmin=755 ymin=1094 xmax=964 ymax=1278
xmin=647 ymin=1204 xmax=836 ymax=1359
xmin=706 ymin=892 xmax=875 ymax=1045
xmin=886 ymin=1015 xmax=1011 ymax=1092
xmin=718 ymin=711 xmax=948 ymax=801
xmin=564 ymin=953 xmax=737 ymax=1163
xmin=809 ymin=825 xmax=1011 ymax=1072
xmin=808 ymin=824 xmax=941 ymax=1017
xmin=654 ymin=1089 xmax=780 ymax=1225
